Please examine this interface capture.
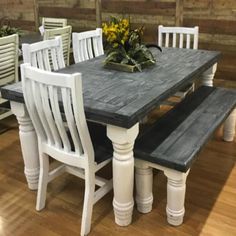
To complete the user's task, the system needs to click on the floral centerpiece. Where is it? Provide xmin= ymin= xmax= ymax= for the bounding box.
xmin=102 ymin=17 xmax=158 ymax=72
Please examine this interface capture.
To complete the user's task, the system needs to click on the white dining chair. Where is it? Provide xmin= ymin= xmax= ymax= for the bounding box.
xmin=0 ymin=34 xmax=19 ymax=120
xmin=44 ymin=26 xmax=72 ymax=66
xmin=22 ymin=36 xmax=65 ymax=71
xmin=21 ymin=63 xmax=113 ymax=236
xmin=42 ymin=17 xmax=67 ymax=30
xmin=158 ymin=25 xmax=199 ymax=101
xmin=72 ymin=28 xmax=104 ymax=63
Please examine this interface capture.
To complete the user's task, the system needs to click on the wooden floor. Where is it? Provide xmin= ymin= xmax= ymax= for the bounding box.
xmin=0 ymin=113 xmax=236 ymax=236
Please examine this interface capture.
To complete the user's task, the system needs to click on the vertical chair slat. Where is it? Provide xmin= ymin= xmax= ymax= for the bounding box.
xmin=49 ymin=86 xmax=71 ymax=151
xmin=186 ymin=34 xmax=191 ymax=49
xmin=165 ymin=33 xmax=169 ymax=47
xmin=40 ymin=83 xmax=62 ymax=148
xmin=42 ymin=49 xmax=51 ymax=71
xmin=172 ymin=33 xmax=176 ymax=48
xmin=61 ymin=87 xmax=83 ymax=155
xmin=36 ymin=51 xmax=44 ymax=70
xmin=50 ymin=48 xmax=59 ymax=71
xmin=32 ymin=81 xmax=54 ymax=145
xmin=80 ymin=39 xmax=86 ymax=61
xmin=87 ymin=38 xmax=93 ymax=59
xmin=31 ymin=52 xmax=38 ymax=67
xmin=179 ymin=33 xmax=183 ymax=48
xmin=22 ymin=79 xmax=46 ymax=141
xmin=92 ymin=37 xmax=99 ymax=57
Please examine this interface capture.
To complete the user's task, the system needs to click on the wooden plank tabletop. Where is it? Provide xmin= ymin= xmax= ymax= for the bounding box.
xmin=19 ymin=33 xmax=43 ymax=47
xmin=1 ymin=48 xmax=221 ymax=128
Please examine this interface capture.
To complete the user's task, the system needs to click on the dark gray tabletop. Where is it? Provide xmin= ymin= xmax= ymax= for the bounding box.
xmin=19 ymin=33 xmax=43 ymax=47
xmin=1 ymin=48 xmax=221 ymax=128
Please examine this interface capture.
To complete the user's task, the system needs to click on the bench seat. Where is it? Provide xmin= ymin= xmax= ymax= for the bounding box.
xmin=134 ymin=86 xmax=236 ymax=226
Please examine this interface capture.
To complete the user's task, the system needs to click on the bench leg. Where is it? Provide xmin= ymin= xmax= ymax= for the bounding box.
xmin=164 ymin=169 xmax=189 ymax=226
xmin=223 ymin=108 xmax=236 ymax=142
xmin=135 ymin=161 xmax=153 ymax=214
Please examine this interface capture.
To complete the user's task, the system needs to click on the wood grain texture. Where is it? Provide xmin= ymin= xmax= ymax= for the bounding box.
xmin=0 ymin=111 xmax=236 ymax=235
xmin=2 ymin=0 xmax=235 ymax=81
xmin=1 ymin=48 xmax=220 ymax=128
xmin=135 ymin=86 xmax=236 ymax=172
xmin=101 ymin=0 xmax=176 ymax=15
xmin=38 ymin=7 xmax=96 ymax=21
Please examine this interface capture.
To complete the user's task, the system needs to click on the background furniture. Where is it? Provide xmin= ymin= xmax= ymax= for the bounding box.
xmin=158 ymin=25 xmax=199 ymax=102
xmin=22 ymin=36 xmax=65 ymax=71
xmin=21 ymin=64 xmax=113 ymax=235
xmin=0 ymin=34 xmax=19 ymax=120
xmin=42 ymin=17 xmax=67 ymax=30
xmin=44 ymin=26 xmax=72 ymax=66
xmin=72 ymin=28 xmax=104 ymax=63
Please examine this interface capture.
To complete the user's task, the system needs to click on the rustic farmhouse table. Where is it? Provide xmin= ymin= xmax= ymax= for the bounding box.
xmin=1 ymin=48 xmax=221 ymax=226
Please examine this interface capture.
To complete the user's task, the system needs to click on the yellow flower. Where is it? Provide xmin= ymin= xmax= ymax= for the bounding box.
xmin=113 ymin=43 xmax=119 ymax=48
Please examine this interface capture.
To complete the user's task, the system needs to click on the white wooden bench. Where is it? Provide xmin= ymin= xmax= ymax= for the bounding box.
xmin=134 ymin=86 xmax=236 ymax=226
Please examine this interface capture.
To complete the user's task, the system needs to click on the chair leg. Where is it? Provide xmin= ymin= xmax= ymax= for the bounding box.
xmin=164 ymin=169 xmax=189 ymax=226
xmin=36 ymin=152 xmax=49 ymax=211
xmin=135 ymin=163 xmax=153 ymax=213
xmin=81 ymin=170 xmax=95 ymax=236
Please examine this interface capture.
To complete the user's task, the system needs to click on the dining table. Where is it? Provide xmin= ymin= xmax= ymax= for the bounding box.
xmin=1 ymin=47 xmax=220 ymax=226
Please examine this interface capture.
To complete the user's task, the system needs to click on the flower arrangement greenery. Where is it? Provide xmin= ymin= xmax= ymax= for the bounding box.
xmin=102 ymin=17 xmax=157 ymax=72
xmin=0 ymin=17 xmax=19 ymax=37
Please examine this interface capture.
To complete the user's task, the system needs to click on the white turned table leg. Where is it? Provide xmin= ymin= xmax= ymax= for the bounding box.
xmin=201 ymin=63 xmax=217 ymax=87
xmin=107 ymin=123 xmax=139 ymax=226
xmin=223 ymin=109 xmax=236 ymax=142
xmin=164 ymin=169 xmax=189 ymax=226
xmin=135 ymin=161 xmax=153 ymax=214
xmin=11 ymin=101 xmax=39 ymax=190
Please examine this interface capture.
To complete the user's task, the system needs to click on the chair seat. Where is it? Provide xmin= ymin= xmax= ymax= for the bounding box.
xmin=88 ymin=122 xmax=113 ymax=164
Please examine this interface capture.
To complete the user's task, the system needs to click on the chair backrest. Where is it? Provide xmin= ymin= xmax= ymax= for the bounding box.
xmin=0 ymin=34 xmax=19 ymax=86
xmin=158 ymin=25 xmax=199 ymax=49
xmin=72 ymin=28 xmax=104 ymax=63
xmin=22 ymin=36 xmax=65 ymax=71
xmin=42 ymin=17 xmax=67 ymax=30
xmin=44 ymin=26 xmax=72 ymax=66
xmin=21 ymin=63 xmax=94 ymax=166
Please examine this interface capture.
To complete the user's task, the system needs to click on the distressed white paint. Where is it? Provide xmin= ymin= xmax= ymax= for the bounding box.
xmin=21 ymin=64 xmax=112 ymax=236
xmin=135 ymin=161 xmax=153 ymax=213
xmin=72 ymin=28 xmax=104 ymax=63
xmin=135 ymin=159 xmax=189 ymax=226
xmin=22 ymin=36 xmax=65 ymax=71
xmin=107 ymin=123 xmax=139 ymax=226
